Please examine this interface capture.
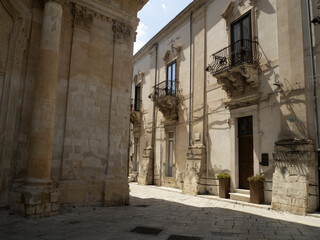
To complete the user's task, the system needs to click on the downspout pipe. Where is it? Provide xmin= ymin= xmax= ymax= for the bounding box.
xmin=128 ymin=67 xmax=133 ymax=177
xmin=189 ymin=12 xmax=193 ymax=147
xmin=307 ymin=0 xmax=320 ymax=210
xmin=152 ymin=43 xmax=158 ymax=185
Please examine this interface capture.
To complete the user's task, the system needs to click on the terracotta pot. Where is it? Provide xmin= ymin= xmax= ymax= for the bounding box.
xmin=218 ymin=178 xmax=230 ymax=198
xmin=249 ymin=181 xmax=264 ymax=204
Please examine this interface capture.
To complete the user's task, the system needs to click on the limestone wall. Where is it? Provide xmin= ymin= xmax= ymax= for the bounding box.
xmin=132 ymin=0 xmax=319 ymax=212
xmin=0 ymin=0 xmax=148 ymax=216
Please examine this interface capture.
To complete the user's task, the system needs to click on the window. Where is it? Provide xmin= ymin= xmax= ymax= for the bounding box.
xmin=231 ymin=12 xmax=252 ymax=66
xmin=134 ymin=83 xmax=141 ymax=111
xmin=166 ymin=132 xmax=174 ymax=177
xmin=133 ymin=138 xmax=139 ymax=172
xmin=166 ymin=61 xmax=177 ymax=96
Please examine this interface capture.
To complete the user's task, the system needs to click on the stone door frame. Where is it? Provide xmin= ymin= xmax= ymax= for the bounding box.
xmin=230 ymin=105 xmax=260 ymax=191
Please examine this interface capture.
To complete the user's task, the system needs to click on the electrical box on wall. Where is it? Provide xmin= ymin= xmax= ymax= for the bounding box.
xmin=260 ymin=153 xmax=269 ymax=166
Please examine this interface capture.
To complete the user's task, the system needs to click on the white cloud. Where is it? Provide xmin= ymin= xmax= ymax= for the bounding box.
xmin=134 ymin=22 xmax=148 ymax=54
xmin=161 ymin=3 xmax=166 ymax=11
xmin=136 ymin=22 xmax=147 ymax=38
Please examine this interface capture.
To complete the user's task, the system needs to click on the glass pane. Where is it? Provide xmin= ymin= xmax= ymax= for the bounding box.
xmin=232 ymin=22 xmax=241 ymax=44
xmin=168 ymin=140 xmax=173 ymax=177
xmin=172 ymin=62 xmax=176 ymax=94
xmin=135 ymin=85 xmax=140 ymax=111
xmin=242 ymin=15 xmax=251 ymax=41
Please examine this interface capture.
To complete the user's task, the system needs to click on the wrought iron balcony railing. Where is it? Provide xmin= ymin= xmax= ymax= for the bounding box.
xmin=149 ymin=80 xmax=179 ymax=102
xmin=206 ymin=39 xmax=261 ymax=76
xmin=130 ymin=98 xmax=141 ymax=111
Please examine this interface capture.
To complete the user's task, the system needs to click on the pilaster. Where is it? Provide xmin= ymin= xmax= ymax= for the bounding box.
xmin=103 ymin=19 xmax=134 ymax=207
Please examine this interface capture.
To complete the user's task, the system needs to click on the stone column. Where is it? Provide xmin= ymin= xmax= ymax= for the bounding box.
xmin=9 ymin=0 xmax=63 ymax=217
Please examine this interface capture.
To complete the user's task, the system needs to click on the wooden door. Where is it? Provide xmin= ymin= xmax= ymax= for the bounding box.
xmin=238 ymin=116 xmax=253 ymax=189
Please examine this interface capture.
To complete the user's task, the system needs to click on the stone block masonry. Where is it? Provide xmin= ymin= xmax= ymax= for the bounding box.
xmin=9 ymin=185 xmax=59 ymax=218
xmin=272 ymin=139 xmax=317 ymax=215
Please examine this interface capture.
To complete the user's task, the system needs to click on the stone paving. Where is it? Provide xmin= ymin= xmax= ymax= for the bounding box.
xmin=0 ymin=183 xmax=320 ymax=240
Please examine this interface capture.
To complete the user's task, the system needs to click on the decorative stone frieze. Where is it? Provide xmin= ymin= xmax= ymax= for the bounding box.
xmin=94 ymin=12 xmax=112 ymax=23
xmin=271 ymin=139 xmax=317 ymax=215
xmin=112 ymin=21 xmax=132 ymax=43
xmin=72 ymin=4 xmax=94 ymax=30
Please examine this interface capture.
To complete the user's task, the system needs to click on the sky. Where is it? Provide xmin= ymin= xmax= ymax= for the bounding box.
xmin=134 ymin=0 xmax=194 ymax=54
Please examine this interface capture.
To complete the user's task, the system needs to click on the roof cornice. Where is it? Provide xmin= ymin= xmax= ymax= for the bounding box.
xmin=134 ymin=0 xmax=213 ymax=63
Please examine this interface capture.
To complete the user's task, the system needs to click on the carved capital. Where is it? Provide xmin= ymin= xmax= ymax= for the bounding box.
xmin=112 ymin=21 xmax=132 ymax=43
xmin=72 ymin=4 xmax=94 ymax=30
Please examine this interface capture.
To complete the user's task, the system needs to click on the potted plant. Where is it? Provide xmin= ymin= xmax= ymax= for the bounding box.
xmin=217 ymin=172 xmax=230 ymax=198
xmin=248 ymin=174 xmax=264 ymax=204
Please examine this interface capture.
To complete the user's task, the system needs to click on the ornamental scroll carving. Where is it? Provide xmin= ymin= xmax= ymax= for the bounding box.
xmin=112 ymin=21 xmax=132 ymax=43
xmin=72 ymin=4 xmax=94 ymax=30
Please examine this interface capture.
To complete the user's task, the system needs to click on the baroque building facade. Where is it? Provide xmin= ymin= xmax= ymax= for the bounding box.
xmin=0 ymin=0 xmax=147 ymax=217
xmin=130 ymin=0 xmax=320 ymax=215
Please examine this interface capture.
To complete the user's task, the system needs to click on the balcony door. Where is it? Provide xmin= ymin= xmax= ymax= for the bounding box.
xmin=166 ymin=61 xmax=176 ymax=96
xmin=231 ymin=12 xmax=252 ymax=66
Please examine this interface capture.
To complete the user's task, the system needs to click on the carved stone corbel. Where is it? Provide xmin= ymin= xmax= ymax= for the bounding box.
xmin=228 ymin=72 xmax=245 ymax=93
xmin=72 ymin=4 xmax=94 ymax=30
xmin=217 ymin=77 xmax=234 ymax=97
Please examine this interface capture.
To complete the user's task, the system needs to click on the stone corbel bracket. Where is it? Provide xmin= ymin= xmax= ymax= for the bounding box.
xmin=215 ymin=64 xmax=259 ymax=98
xmin=71 ymin=3 xmax=94 ymax=30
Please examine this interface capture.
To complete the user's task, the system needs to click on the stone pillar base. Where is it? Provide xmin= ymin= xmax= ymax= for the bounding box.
xmin=103 ymin=177 xmax=129 ymax=207
xmin=272 ymin=139 xmax=317 ymax=215
xmin=9 ymin=184 xmax=59 ymax=218
xmin=137 ymin=147 xmax=153 ymax=185
xmin=183 ymin=145 xmax=206 ymax=195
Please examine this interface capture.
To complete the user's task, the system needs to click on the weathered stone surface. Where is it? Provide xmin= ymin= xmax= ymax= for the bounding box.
xmin=2 ymin=0 xmax=148 ymax=217
xmin=272 ymin=140 xmax=317 ymax=215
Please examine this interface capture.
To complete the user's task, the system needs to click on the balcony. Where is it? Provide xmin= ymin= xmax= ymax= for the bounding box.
xmin=130 ymin=98 xmax=142 ymax=126
xmin=206 ymin=39 xmax=261 ymax=109
xmin=149 ymin=80 xmax=179 ymax=121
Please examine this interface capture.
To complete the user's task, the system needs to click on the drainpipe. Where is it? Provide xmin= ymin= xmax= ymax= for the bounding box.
xmin=307 ymin=0 xmax=320 ymax=210
xmin=189 ymin=12 xmax=193 ymax=147
xmin=128 ymin=68 xmax=133 ymax=177
xmin=152 ymin=43 xmax=158 ymax=185
xmin=203 ymin=7 xmax=209 ymax=186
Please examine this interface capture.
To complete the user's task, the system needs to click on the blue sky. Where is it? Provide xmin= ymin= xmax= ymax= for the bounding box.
xmin=134 ymin=0 xmax=194 ymax=54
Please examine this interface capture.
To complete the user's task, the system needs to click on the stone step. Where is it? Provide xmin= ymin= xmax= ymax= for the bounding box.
xmin=229 ymin=193 xmax=250 ymax=202
xmin=235 ymin=189 xmax=250 ymax=195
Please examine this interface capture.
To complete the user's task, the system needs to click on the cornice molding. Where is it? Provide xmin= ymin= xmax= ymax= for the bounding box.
xmin=134 ymin=0 xmax=213 ymax=63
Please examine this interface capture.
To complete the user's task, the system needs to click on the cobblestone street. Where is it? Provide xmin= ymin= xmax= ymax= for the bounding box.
xmin=1 ymin=183 xmax=320 ymax=240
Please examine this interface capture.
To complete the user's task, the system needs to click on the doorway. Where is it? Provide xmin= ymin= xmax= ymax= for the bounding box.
xmin=238 ymin=116 xmax=253 ymax=189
